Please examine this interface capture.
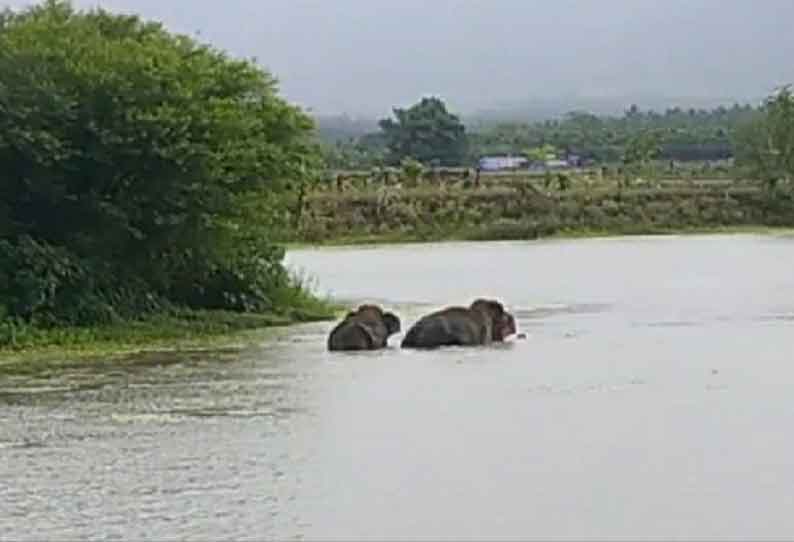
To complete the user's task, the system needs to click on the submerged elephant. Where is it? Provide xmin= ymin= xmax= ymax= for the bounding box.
xmin=401 ymin=298 xmax=517 ymax=349
xmin=327 ymin=304 xmax=401 ymax=351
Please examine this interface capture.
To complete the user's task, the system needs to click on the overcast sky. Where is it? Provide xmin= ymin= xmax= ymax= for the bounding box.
xmin=4 ymin=0 xmax=793 ymax=116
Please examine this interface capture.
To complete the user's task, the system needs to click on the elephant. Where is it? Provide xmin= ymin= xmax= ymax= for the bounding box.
xmin=401 ymin=298 xmax=517 ymax=349
xmin=327 ymin=304 xmax=401 ymax=351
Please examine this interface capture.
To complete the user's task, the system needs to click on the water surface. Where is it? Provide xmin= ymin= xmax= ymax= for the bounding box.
xmin=3 ymin=234 xmax=794 ymax=540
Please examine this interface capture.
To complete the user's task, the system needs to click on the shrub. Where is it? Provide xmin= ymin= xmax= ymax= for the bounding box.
xmin=0 ymin=1 xmax=320 ymax=324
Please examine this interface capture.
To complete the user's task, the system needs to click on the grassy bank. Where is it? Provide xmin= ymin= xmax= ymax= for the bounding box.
xmin=0 ymin=275 xmax=343 ymax=377
xmin=0 ymin=305 xmax=340 ymax=377
xmin=288 ymin=178 xmax=794 ymax=246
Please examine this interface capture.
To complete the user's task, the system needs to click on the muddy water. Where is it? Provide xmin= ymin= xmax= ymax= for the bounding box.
xmin=3 ymin=235 xmax=794 ymax=540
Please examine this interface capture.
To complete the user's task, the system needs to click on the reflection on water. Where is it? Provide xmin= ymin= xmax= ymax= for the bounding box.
xmin=3 ymin=234 xmax=794 ymax=540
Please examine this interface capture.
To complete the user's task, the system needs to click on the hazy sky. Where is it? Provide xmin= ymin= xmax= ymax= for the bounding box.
xmin=4 ymin=0 xmax=793 ymax=116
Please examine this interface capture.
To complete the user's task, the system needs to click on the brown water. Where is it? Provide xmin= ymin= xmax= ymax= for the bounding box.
xmin=3 ymin=234 xmax=794 ymax=540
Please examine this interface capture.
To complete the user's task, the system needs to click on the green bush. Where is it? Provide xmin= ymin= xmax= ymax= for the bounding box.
xmin=0 ymin=1 xmax=320 ymax=325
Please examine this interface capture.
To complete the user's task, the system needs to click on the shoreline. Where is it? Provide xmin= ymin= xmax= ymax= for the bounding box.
xmin=0 ymin=307 xmax=342 ymax=377
xmin=283 ymin=224 xmax=794 ymax=250
xmin=4 ymin=226 xmax=793 ymax=376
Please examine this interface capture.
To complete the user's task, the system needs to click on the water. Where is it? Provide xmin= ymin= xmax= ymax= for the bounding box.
xmin=3 ymin=234 xmax=794 ymax=540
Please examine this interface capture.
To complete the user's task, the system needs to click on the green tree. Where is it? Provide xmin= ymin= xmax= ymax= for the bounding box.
xmin=464 ymin=102 xmax=754 ymax=166
xmin=525 ymin=144 xmax=557 ymax=164
xmin=378 ymin=97 xmax=467 ymax=166
xmin=0 ymin=1 xmax=320 ymax=324
xmin=623 ymin=131 xmax=661 ymax=175
xmin=735 ymin=85 xmax=794 ymax=190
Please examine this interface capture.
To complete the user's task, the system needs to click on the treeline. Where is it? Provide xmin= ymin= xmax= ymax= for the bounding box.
xmin=470 ymin=105 xmax=756 ymax=163
xmin=320 ymin=99 xmax=760 ymax=169
xmin=0 ymin=0 xmax=326 ymax=333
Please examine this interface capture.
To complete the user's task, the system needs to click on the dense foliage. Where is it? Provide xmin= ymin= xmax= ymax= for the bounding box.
xmin=735 ymin=86 xmax=794 ymax=187
xmin=319 ymin=100 xmax=760 ymax=169
xmin=469 ymin=105 xmax=757 ymax=163
xmin=0 ymin=1 xmax=320 ymax=326
xmin=321 ymin=132 xmax=388 ymax=171
xmin=378 ymin=97 xmax=468 ymax=166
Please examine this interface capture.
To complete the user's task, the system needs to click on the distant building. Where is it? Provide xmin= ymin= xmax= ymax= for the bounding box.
xmin=544 ymin=159 xmax=569 ymax=170
xmin=478 ymin=155 xmax=529 ymax=171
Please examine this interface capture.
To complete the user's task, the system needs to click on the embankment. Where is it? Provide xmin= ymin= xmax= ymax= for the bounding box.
xmin=292 ymin=182 xmax=794 ymax=244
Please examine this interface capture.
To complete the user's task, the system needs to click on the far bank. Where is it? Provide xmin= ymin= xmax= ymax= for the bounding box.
xmin=286 ymin=181 xmax=794 ymax=246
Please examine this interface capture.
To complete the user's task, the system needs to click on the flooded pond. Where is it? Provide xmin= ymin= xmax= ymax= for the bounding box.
xmin=3 ymin=234 xmax=794 ymax=540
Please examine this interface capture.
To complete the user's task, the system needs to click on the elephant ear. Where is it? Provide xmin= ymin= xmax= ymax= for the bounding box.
xmin=353 ymin=321 xmax=380 ymax=349
xmin=471 ymin=299 xmax=512 ymax=341
xmin=382 ymin=312 xmax=401 ymax=335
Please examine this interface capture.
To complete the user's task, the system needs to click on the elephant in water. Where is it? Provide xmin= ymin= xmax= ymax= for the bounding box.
xmin=327 ymin=304 xmax=401 ymax=351
xmin=401 ymin=298 xmax=517 ymax=349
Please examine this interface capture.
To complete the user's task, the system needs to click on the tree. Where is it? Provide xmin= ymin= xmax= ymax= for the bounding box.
xmin=378 ymin=97 xmax=467 ymax=166
xmin=464 ymin=102 xmax=757 ymax=166
xmin=735 ymin=85 xmax=794 ymax=190
xmin=623 ymin=131 xmax=661 ymax=171
xmin=0 ymin=1 xmax=320 ymax=324
xmin=525 ymin=144 xmax=557 ymax=165
xmin=321 ymin=132 xmax=387 ymax=170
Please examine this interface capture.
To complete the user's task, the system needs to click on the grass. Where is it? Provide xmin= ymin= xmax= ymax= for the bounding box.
xmin=290 ymin=175 xmax=794 ymax=247
xmin=0 ymin=305 xmax=343 ymax=375
xmin=0 ymin=271 xmax=345 ymax=377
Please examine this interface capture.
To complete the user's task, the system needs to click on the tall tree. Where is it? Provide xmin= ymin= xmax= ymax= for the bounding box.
xmin=735 ymin=85 xmax=794 ymax=188
xmin=378 ymin=97 xmax=467 ymax=166
xmin=0 ymin=0 xmax=320 ymax=324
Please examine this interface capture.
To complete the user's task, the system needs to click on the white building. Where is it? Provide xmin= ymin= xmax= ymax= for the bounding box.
xmin=478 ymin=155 xmax=529 ymax=171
